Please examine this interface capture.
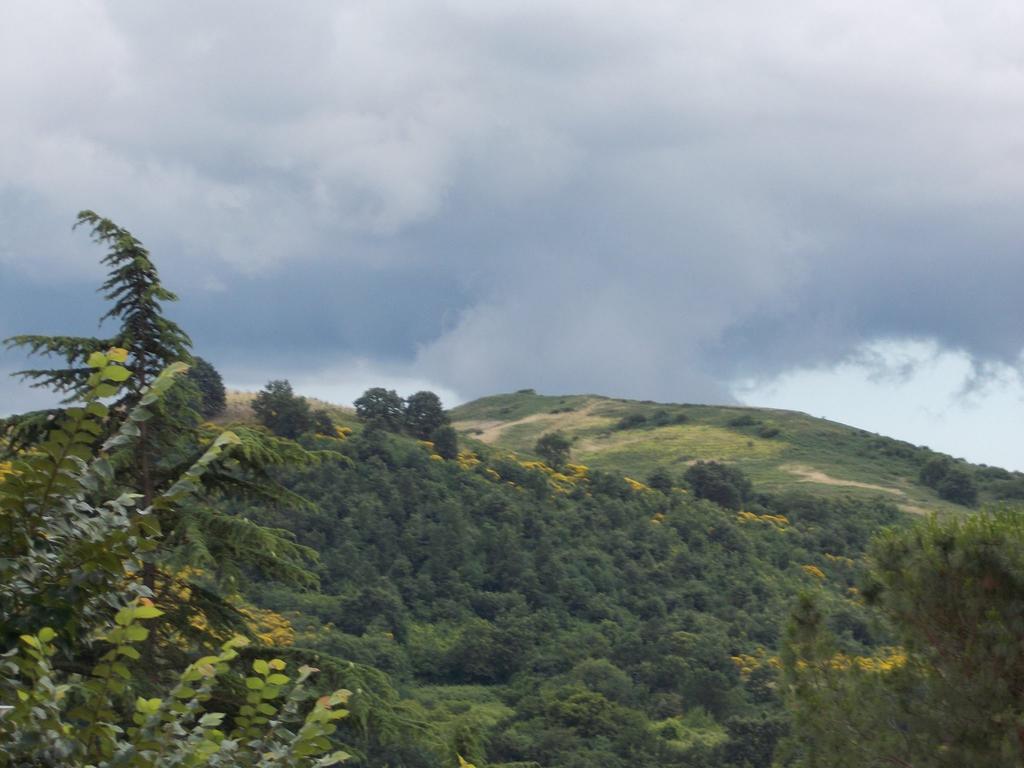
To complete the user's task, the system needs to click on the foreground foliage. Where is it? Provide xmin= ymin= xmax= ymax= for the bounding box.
xmin=0 ymin=354 xmax=351 ymax=767
xmin=783 ymin=510 xmax=1024 ymax=767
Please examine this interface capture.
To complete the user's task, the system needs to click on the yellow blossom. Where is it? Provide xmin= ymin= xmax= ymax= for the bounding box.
xmin=801 ymin=564 xmax=826 ymax=580
xmin=624 ymin=476 xmax=652 ymax=493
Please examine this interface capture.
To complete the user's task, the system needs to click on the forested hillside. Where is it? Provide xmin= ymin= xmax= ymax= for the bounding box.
xmin=243 ymin=423 xmax=902 ymax=767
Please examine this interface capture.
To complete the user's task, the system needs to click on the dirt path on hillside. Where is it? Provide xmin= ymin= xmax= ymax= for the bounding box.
xmin=781 ymin=464 xmax=904 ymax=496
xmin=456 ymin=419 xmax=508 ymax=443
xmin=458 ymin=401 xmax=604 ymax=444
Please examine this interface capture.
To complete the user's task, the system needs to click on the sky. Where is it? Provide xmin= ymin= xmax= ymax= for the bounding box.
xmin=2 ymin=1 xmax=1024 ymax=469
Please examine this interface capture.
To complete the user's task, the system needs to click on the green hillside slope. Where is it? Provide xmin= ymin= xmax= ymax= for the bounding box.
xmin=246 ymin=423 xmax=902 ymax=767
xmin=451 ymin=390 xmax=1022 ymax=515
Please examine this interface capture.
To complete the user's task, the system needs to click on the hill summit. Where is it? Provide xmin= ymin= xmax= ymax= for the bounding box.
xmin=450 ymin=389 xmax=1022 ymax=515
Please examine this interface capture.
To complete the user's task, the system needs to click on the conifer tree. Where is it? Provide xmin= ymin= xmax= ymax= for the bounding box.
xmin=187 ymin=355 xmax=227 ymax=417
xmin=7 ymin=210 xmax=191 ymax=404
xmin=3 ymin=212 xmax=320 ymax=646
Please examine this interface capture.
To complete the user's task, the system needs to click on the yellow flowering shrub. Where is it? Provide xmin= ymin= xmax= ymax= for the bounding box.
xmin=161 ymin=569 xmax=295 ymax=647
xmin=457 ymin=450 xmax=481 ymax=470
xmin=801 ymin=564 xmax=826 ymax=580
xmin=565 ymin=463 xmax=589 ymax=479
xmin=730 ymin=647 xmax=782 ymax=679
xmin=519 ymin=460 xmax=549 ymax=472
xmin=824 ymin=648 xmax=907 ymax=673
xmin=624 ymin=476 xmax=652 ymax=493
xmin=737 ymin=511 xmax=789 ymax=528
xmin=238 ymin=604 xmax=297 ymax=647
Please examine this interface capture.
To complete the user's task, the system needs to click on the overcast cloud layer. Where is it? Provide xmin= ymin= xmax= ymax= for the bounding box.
xmin=3 ymin=2 xmax=1024 ymax=465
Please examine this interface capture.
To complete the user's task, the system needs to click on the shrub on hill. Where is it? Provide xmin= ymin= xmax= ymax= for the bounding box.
xmin=312 ymin=407 xmax=336 ymax=436
xmin=431 ymin=424 xmax=459 ymax=459
xmin=728 ymin=414 xmax=760 ymax=428
xmin=615 ymin=413 xmax=648 ymax=430
xmin=647 ymin=467 xmax=675 ymax=493
xmin=919 ymin=456 xmax=952 ymax=487
xmin=684 ymin=461 xmax=753 ymax=510
xmin=253 ymin=379 xmax=315 ymax=438
xmin=936 ymin=466 xmax=978 ymax=505
xmin=651 ymin=408 xmax=689 ymax=426
xmin=535 ymin=431 xmax=572 ymax=469
xmin=918 ymin=456 xmax=978 ymax=505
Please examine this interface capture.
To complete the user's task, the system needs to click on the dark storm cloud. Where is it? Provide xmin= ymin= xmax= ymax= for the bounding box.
xmin=3 ymin=0 xmax=1024 ymax=411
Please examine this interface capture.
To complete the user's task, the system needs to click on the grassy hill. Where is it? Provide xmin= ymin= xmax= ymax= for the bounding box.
xmin=450 ymin=390 xmax=1019 ymax=516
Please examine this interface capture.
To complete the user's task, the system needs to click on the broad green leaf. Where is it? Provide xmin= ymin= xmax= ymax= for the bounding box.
xmin=101 ymin=365 xmax=131 ymax=382
xmin=37 ymin=627 xmax=57 ymax=643
xmin=133 ymin=604 xmax=163 ymax=620
xmin=125 ymin=625 xmax=149 ymax=642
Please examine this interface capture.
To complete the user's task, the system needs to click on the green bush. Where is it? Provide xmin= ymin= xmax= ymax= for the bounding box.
xmin=727 ymin=414 xmax=759 ymax=428
xmin=615 ymin=413 xmax=648 ymax=430
xmin=684 ymin=461 xmax=752 ymax=510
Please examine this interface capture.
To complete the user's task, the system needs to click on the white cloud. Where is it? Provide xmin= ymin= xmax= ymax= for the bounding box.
xmin=735 ymin=338 xmax=1024 ymax=470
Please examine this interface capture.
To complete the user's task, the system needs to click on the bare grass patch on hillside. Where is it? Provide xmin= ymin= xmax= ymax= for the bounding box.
xmin=781 ymin=464 xmax=903 ymax=495
xmin=576 ymin=424 xmax=788 ymax=476
xmin=455 ymin=400 xmax=617 ymax=451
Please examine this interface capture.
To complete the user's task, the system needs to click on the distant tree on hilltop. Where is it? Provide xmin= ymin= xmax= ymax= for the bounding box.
xmin=186 ymin=356 xmax=226 ymax=417
xmin=252 ymin=379 xmax=314 ymax=439
xmin=354 ymin=387 xmax=405 ymax=431
xmin=404 ymin=390 xmax=449 ymax=439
